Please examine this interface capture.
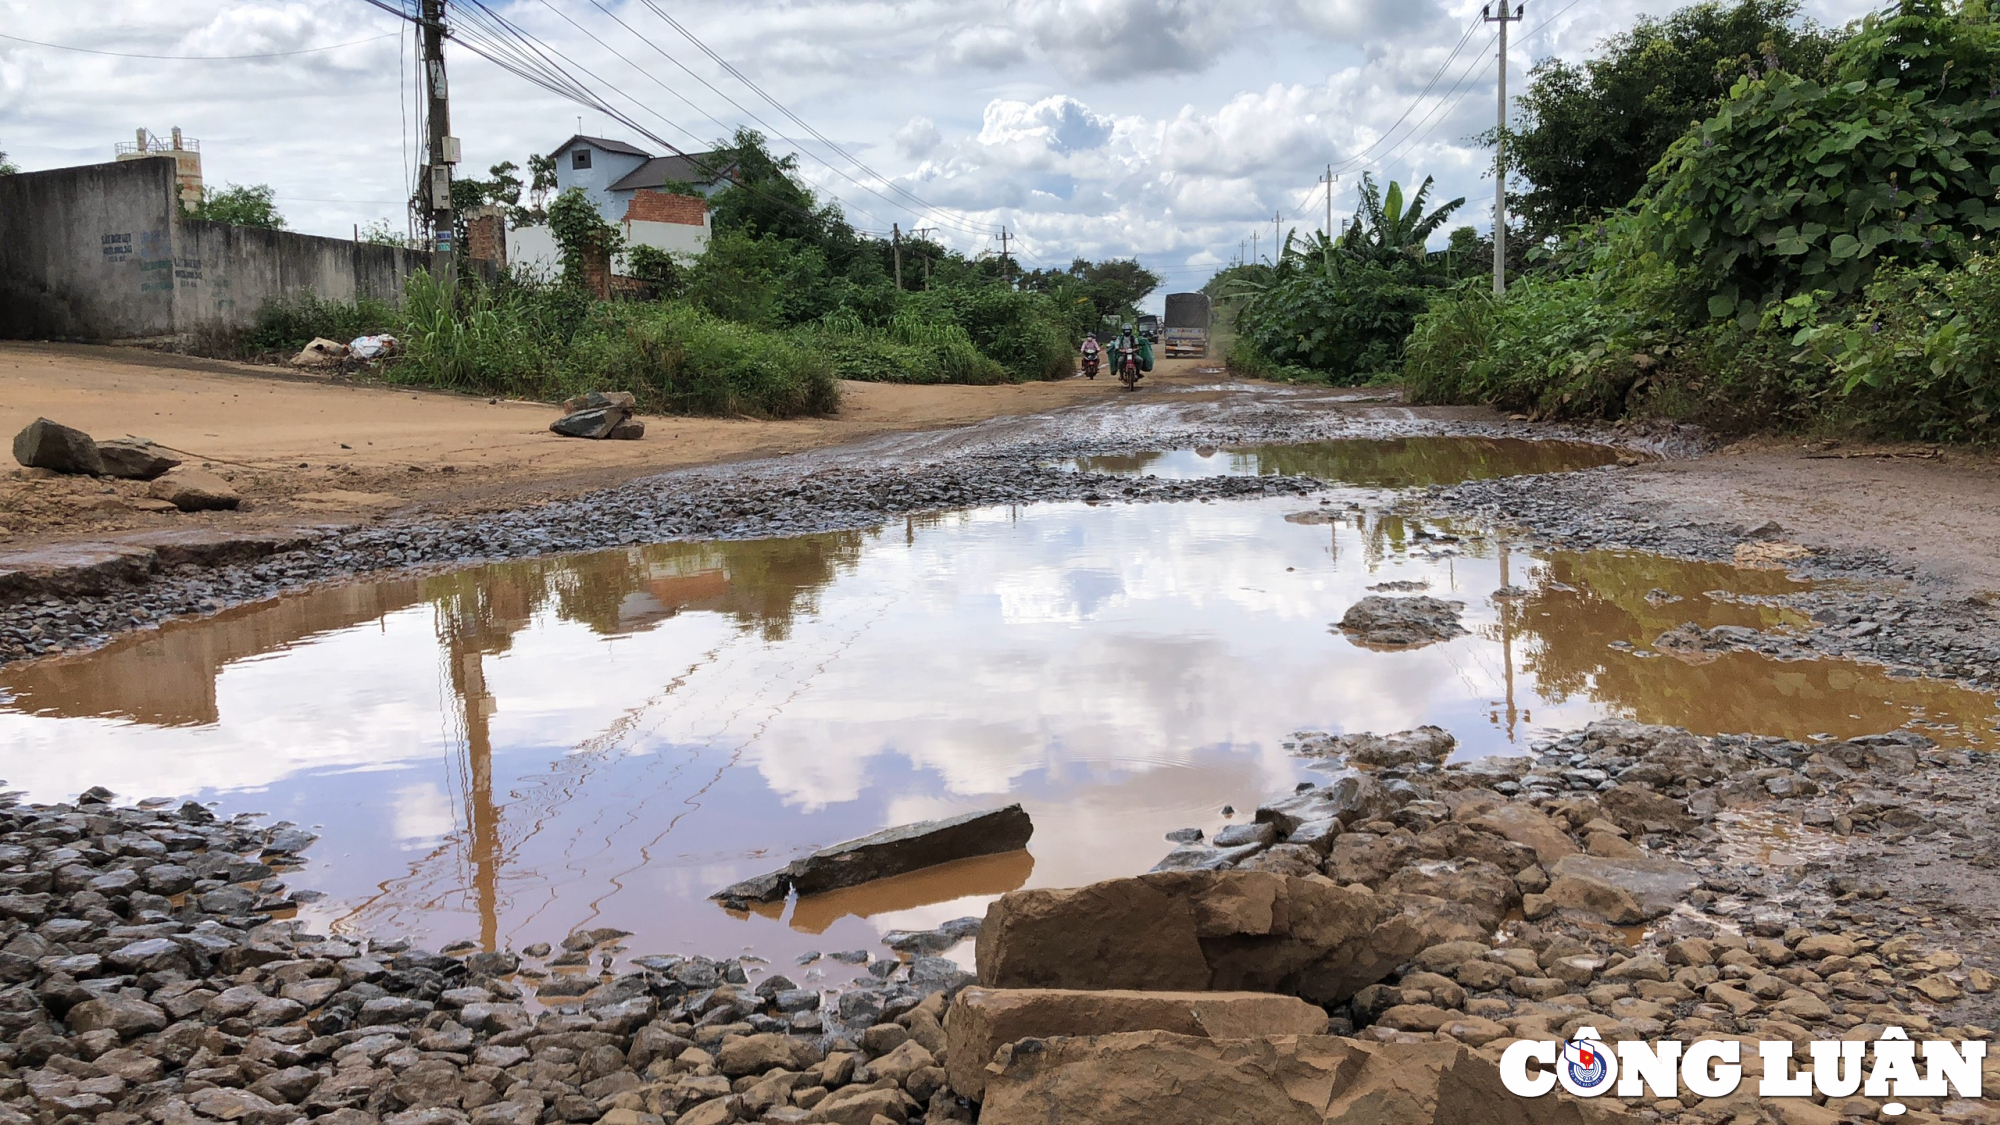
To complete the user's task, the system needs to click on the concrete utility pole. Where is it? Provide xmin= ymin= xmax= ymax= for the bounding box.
xmin=1251 ymin=230 xmax=1259 ymax=266
xmin=1273 ymin=211 xmax=1283 ymax=259
xmin=995 ymin=227 xmax=1012 ymax=282
xmin=422 ymin=0 xmax=459 ymax=279
xmin=1320 ymin=166 xmax=1337 ymax=239
xmin=892 ymin=223 xmax=903 ymax=290
xmin=1484 ymin=2 xmax=1523 ymax=296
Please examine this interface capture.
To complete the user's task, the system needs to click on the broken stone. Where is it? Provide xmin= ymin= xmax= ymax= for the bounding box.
xmin=96 ymin=439 xmax=182 ymax=481
xmin=943 ymin=987 xmax=1328 ymax=1099
xmin=550 ymin=407 xmax=630 ymax=439
xmin=1547 ymin=853 xmax=1699 ymax=919
xmin=12 ymin=418 xmax=103 ymax=476
xmin=713 ymin=805 xmax=1034 ymax=907
xmin=1336 ymin=596 xmax=1468 ymax=648
xmin=978 ymin=1031 xmax=1616 ymax=1124
xmin=147 ymin=467 xmax=241 ymax=512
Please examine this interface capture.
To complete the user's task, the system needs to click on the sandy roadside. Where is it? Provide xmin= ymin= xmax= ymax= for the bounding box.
xmin=2 ymin=341 xmax=1207 ymax=549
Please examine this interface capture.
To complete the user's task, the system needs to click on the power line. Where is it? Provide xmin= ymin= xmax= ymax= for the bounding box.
xmin=0 ymin=30 xmax=394 ymax=59
xmin=1326 ymin=14 xmax=1486 ymax=176
xmin=627 ymin=0 xmax=1001 ymax=239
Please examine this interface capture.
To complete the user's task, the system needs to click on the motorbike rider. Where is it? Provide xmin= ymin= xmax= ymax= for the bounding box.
xmin=1116 ymin=328 xmax=1143 ymax=381
xmin=1079 ymin=333 xmax=1101 ymax=375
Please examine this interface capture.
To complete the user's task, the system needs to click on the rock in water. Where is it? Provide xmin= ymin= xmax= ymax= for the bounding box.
xmin=96 ymin=439 xmax=182 ymax=481
xmin=13 ymin=418 xmax=104 ymax=475
xmin=1336 ymin=596 xmax=1467 ymax=647
xmin=712 ymin=805 xmax=1034 ymax=908
xmin=147 ymin=468 xmax=241 ymax=512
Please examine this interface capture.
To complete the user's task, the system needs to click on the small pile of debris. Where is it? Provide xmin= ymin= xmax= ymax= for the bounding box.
xmin=291 ymin=335 xmax=398 ymax=369
xmin=551 ymin=391 xmax=645 ymax=440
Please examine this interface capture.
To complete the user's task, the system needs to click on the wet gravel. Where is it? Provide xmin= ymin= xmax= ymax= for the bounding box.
xmin=1426 ymin=469 xmax=2000 ymax=696
xmin=0 ymin=462 xmax=1319 ymax=667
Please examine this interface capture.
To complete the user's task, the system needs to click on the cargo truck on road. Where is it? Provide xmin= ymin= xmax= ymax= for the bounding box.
xmin=1163 ymin=292 xmax=1211 ymax=358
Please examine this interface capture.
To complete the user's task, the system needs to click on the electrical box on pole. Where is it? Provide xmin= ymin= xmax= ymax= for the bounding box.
xmin=422 ymin=0 xmax=456 ymax=279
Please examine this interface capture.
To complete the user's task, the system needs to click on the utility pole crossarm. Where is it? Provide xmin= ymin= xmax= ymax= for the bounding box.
xmin=1483 ymin=2 xmax=1524 ymax=296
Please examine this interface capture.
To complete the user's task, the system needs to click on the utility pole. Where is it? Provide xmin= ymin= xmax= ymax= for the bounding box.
xmin=1251 ymin=230 xmax=1258 ymax=266
xmin=1320 ymin=166 xmax=1337 ymax=239
xmin=892 ymin=223 xmax=903 ymax=290
xmin=421 ymin=0 xmax=459 ymax=280
xmin=1484 ymin=2 xmax=1524 ymax=296
xmin=1273 ymin=211 xmax=1283 ymax=259
xmin=995 ymin=227 xmax=1012 ymax=283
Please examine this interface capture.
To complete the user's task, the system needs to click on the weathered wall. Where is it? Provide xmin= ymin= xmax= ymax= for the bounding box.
xmin=0 ymin=156 xmax=469 ymax=343
xmin=170 ymin=220 xmax=435 ymax=337
xmin=0 ymin=157 xmax=179 ymax=339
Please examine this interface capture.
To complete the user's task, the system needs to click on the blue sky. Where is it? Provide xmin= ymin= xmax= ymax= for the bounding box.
xmin=0 ymin=0 xmax=1879 ymax=293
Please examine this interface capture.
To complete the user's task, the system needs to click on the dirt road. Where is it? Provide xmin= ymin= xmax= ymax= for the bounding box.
xmin=2 ymin=342 xmax=1218 ymax=547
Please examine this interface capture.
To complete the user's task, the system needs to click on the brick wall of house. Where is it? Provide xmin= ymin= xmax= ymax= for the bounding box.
xmin=465 ymin=207 xmax=507 ymax=265
xmin=623 ymin=190 xmax=707 ymax=226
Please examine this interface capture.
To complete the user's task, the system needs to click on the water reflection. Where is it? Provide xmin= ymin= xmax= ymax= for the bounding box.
xmin=0 ymin=499 xmax=1989 ymax=969
xmin=1070 ymin=436 xmax=1623 ymax=484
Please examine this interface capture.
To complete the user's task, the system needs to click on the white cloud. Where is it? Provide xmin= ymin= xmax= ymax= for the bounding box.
xmin=0 ymin=0 xmax=1883 ymax=294
xmin=893 ymin=115 xmax=941 ymax=158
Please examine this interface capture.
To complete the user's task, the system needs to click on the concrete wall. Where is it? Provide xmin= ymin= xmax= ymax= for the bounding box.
xmin=0 ymin=156 xmax=462 ymax=343
xmin=0 ymin=157 xmax=178 ymax=339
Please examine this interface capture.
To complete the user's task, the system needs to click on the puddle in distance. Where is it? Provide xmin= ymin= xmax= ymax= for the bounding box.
xmin=1068 ymin=436 xmax=1624 ymax=483
xmin=1 ymin=496 xmax=1992 ymax=970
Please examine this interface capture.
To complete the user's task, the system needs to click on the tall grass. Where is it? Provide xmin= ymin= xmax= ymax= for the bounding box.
xmin=567 ymin=302 xmax=840 ymax=418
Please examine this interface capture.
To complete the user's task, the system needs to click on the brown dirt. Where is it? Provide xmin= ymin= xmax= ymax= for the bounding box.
xmin=1605 ymin=433 xmax=2000 ymax=595
xmin=0 ymin=342 xmax=1222 ymax=550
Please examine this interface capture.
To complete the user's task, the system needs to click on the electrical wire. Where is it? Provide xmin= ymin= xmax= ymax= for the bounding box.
xmin=628 ymin=0 xmax=1002 ymax=239
xmin=0 ymin=30 xmax=394 ymax=59
xmin=1325 ymin=13 xmax=1487 ymax=176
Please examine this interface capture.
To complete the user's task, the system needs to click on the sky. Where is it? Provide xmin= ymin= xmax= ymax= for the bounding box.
xmin=0 ymin=0 xmax=1880 ymax=294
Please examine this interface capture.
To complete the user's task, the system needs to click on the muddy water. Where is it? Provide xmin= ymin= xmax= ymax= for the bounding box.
xmin=1 ymin=498 xmax=1992 ymax=970
xmin=1069 ymin=436 xmax=1623 ymax=483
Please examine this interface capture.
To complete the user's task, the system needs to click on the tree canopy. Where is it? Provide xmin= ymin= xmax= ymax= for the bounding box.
xmin=1507 ymin=0 xmax=1840 ymax=237
xmin=189 ymin=183 xmax=284 ymax=229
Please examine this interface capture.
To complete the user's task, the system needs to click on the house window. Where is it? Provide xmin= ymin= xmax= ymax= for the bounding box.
xmin=572 ymin=150 xmax=591 ymax=170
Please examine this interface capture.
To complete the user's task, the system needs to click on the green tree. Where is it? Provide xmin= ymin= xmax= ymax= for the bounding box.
xmin=1018 ymin=258 xmax=1164 ymax=321
xmin=0 ymin=147 xmax=17 ymax=175
xmin=1336 ymin=174 xmax=1466 ymax=265
xmin=190 ymin=183 xmax=284 ymax=228
xmin=547 ymin=187 xmax=623 ymax=286
xmin=1507 ymin=0 xmax=1841 ymax=238
xmin=1639 ymin=0 xmax=2000 ymax=318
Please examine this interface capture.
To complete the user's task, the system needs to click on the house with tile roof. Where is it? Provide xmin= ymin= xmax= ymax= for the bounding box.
xmin=510 ymin=135 xmax=736 ymax=275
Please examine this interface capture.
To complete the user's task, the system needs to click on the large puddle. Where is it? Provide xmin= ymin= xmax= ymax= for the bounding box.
xmin=1068 ymin=436 xmax=1624 ymax=483
xmin=2 ymin=496 xmax=1993 ymax=970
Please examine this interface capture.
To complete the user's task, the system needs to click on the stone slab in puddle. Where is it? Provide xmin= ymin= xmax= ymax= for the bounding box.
xmin=712 ymin=804 xmax=1033 ymax=908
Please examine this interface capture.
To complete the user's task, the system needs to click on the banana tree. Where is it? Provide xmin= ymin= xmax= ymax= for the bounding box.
xmin=1338 ymin=173 xmax=1466 ymax=268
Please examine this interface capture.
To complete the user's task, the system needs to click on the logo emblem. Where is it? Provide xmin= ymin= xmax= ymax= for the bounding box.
xmin=1557 ymin=1030 xmax=1617 ymax=1096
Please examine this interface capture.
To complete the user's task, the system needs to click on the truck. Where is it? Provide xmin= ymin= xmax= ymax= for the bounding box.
xmin=1162 ymin=292 xmax=1212 ymax=358
xmin=1136 ymin=313 xmax=1160 ymax=341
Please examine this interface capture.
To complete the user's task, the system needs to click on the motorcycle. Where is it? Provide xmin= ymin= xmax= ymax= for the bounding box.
xmin=1080 ymin=352 xmax=1099 ymax=380
xmin=1118 ymin=348 xmax=1142 ymax=391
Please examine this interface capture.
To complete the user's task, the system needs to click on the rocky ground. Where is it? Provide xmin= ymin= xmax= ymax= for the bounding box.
xmin=1426 ymin=469 xmax=2000 ymax=694
xmin=11 ymin=714 xmax=2000 ymax=1125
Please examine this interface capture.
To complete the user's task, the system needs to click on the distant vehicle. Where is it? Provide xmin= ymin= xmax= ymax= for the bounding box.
xmin=1137 ymin=314 xmax=1160 ymax=341
xmin=1163 ymin=292 xmax=1211 ymax=358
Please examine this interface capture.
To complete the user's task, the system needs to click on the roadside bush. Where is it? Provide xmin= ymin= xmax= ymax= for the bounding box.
xmin=1236 ymin=266 xmax=1435 ymax=384
xmin=901 ymin=286 xmax=1074 ymax=381
xmin=799 ymin=312 xmax=1009 ymax=385
xmin=242 ymin=293 xmax=397 ymax=355
xmin=563 ymin=301 xmax=839 ymax=418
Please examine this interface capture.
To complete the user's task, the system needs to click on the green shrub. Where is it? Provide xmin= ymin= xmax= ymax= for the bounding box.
xmin=1235 ymin=267 xmax=1435 ymax=384
xmin=242 ymin=293 xmax=397 ymax=354
xmin=563 ymin=302 xmax=839 ymax=418
xmin=900 ymin=286 xmax=1074 ymax=381
xmin=797 ymin=313 xmax=1010 ymax=384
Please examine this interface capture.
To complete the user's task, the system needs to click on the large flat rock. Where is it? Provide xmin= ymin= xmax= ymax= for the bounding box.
xmin=974 ymin=870 xmax=1401 ymax=1004
xmin=978 ymin=1030 xmax=1625 ymax=1124
xmin=1548 ymin=853 xmax=1700 ymax=919
xmin=945 ymin=988 xmax=1329 ymax=1099
xmin=711 ymin=805 xmax=1033 ymax=908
